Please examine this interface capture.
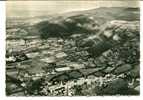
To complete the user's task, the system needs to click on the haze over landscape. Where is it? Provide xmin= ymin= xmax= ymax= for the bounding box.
xmin=6 ymin=1 xmax=139 ymax=17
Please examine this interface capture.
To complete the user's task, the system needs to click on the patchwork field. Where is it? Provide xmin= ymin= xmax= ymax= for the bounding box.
xmin=6 ymin=7 xmax=140 ymax=96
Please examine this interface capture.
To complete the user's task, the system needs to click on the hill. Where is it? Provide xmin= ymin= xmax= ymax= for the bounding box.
xmin=32 ymin=7 xmax=139 ymax=38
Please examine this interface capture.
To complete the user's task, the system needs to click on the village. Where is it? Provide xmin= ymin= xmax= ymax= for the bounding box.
xmin=6 ymin=6 xmax=140 ymax=96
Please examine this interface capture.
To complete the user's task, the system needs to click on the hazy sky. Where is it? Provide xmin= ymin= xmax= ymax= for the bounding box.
xmin=6 ymin=1 xmax=139 ymax=17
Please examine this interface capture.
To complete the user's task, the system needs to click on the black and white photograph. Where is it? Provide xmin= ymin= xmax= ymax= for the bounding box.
xmin=5 ymin=0 xmax=140 ymax=96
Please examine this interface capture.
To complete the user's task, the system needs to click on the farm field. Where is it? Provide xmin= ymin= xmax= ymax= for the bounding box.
xmin=6 ymin=7 xmax=140 ymax=96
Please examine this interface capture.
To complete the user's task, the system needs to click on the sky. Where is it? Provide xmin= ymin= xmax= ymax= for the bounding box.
xmin=6 ymin=0 xmax=139 ymax=17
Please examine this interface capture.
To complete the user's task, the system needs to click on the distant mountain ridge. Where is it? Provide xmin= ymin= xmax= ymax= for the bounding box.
xmin=51 ymin=7 xmax=140 ymax=23
xmin=30 ymin=7 xmax=140 ymax=38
